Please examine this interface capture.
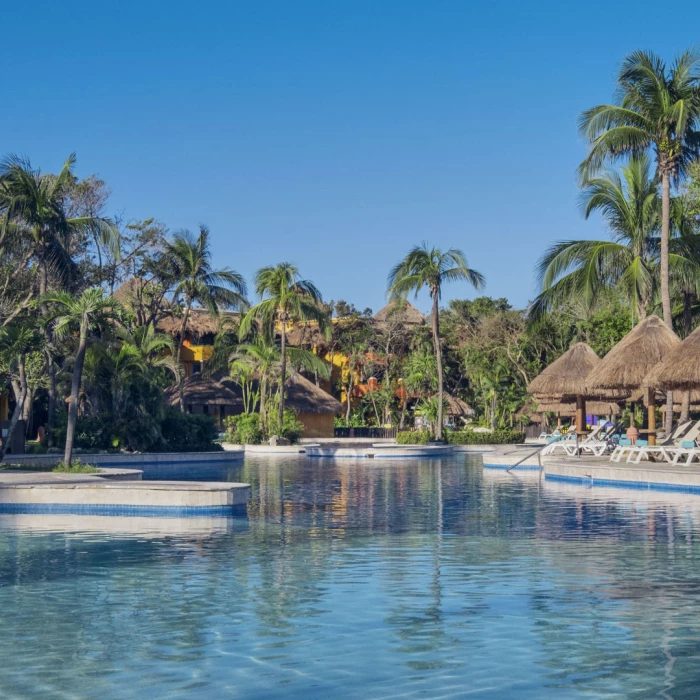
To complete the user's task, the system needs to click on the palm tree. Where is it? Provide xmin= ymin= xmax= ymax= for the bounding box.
xmin=0 ymin=323 xmax=43 ymax=457
xmin=0 ymin=153 xmax=119 ymax=438
xmin=533 ymin=156 xmax=663 ymax=322
xmin=161 ymin=225 xmax=248 ymax=410
xmin=388 ymin=243 xmax=484 ymax=439
xmin=44 ymin=288 xmax=121 ymax=466
xmin=239 ymin=263 xmax=328 ymax=430
xmin=579 ymin=49 xmax=700 ymax=329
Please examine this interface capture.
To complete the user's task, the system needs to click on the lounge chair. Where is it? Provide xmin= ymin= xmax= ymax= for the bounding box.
xmin=624 ymin=420 xmax=697 ymax=464
xmin=562 ymin=422 xmax=620 ymax=457
xmin=610 ymin=420 xmax=690 ymax=463
xmin=541 ymin=426 xmax=576 ymax=453
xmin=545 ymin=423 xmax=605 ymax=456
xmin=657 ymin=421 xmax=700 ymax=465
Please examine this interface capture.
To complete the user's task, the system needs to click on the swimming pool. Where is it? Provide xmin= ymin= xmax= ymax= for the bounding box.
xmin=1 ymin=454 xmax=699 ymax=698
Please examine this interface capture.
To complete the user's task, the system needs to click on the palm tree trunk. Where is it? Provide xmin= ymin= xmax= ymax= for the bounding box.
xmin=259 ymin=376 xmax=267 ymax=436
xmin=399 ymin=396 xmax=407 ymax=430
xmin=1 ymin=357 xmax=27 ymax=459
xmin=64 ymin=319 xmax=88 ymax=466
xmin=176 ymin=300 xmax=192 ymax=412
xmin=660 ymin=170 xmax=673 ymax=329
xmin=39 ymin=260 xmax=57 ymax=446
xmin=278 ymin=321 xmax=287 ymax=432
xmin=432 ymin=294 xmax=443 ymax=441
xmin=680 ymin=391 xmax=691 ymax=423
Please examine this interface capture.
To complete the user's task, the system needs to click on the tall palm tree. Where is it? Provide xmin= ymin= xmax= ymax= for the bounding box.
xmin=44 ymin=288 xmax=121 ymax=466
xmin=161 ymin=225 xmax=248 ymax=410
xmin=579 ymin=49 xmax=700 ymax=329
xmin=239 ymin=263 xmax=329 ymax=430
xmin=533 ymin=156 xmax=664 ymax=322
xmin=0 ymin=153 xmax=119 ymax=438
xmin=388 ymin=243 xmax=484 ymax=440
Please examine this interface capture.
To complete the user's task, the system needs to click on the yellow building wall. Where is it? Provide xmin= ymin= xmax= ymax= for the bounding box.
xmin=298 ymin=413 xmax=335 ymax=438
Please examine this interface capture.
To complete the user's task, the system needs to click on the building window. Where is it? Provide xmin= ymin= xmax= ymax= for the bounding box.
xmin=203 ymin=405 xmax=209 ymax=415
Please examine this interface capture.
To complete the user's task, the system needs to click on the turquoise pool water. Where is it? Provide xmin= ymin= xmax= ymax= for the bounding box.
xmin=2 ymin=455 xmax=700 ymax=698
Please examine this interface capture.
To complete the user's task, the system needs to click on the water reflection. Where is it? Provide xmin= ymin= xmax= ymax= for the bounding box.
xmin=1 ymin=455 xmax=700 ymax=697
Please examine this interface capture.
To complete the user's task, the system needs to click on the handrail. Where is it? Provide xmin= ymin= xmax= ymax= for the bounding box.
xmin=506 ymin=445 xmax=545 ymax=473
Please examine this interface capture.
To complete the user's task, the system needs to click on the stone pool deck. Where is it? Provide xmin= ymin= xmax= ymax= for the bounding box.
xmin=480 ymin=444 xmax=700 ymax=494
xmin=0 ymin=471 xmax=251 ymax=515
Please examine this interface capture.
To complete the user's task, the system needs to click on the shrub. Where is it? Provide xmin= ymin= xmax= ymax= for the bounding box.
xmin=396 ymin=430 xmax=434 ymax=445
xmin=225 ymin=413 xmax=263 ymax=445
xmin=160 ymin=409 xmax=222 ymax=452
xmin=445 ymin=429 xmax=525 ymax=445
xmin=266 ymin=409 xmax=305 ymax=444
xmin=52 ymin=459 xmax=100 ymax=474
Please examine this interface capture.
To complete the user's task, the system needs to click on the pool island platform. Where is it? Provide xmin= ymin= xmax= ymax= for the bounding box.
xmin=481 ymin=444 xmax=700 ymax=494
xmin=0 ymin=471 xmax=251 ymax=516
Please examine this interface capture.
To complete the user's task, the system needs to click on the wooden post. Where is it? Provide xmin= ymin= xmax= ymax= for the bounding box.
xmin=575 ymin=395 xmax=586 ymax=435
xmin=647 ymin=387 xmax=656 ymax=446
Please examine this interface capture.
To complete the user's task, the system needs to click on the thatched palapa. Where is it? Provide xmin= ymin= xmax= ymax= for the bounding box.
xmin=284 ymin=373 xmax=343 ymax=415
xmin=586 ymin=315 xmax=680 ymax=391
xmin=157 ymin=309 xmax=240 ymax=338
xmin=434 ymin=392 xmax=472 ymax=417
xmin=527 ymin=342 xmax=600 ymax=399
xmin=535 ymin=401 xmax=621 ymax=416
xmin=167 ymin=374 xmax=243 ymax=408
xmin=373 ymin=300 xmax=426 ymax=327
xmin=644 ymin=325 xmax=700 ymax=391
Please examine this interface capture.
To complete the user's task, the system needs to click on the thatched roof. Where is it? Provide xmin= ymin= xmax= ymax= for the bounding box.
xmin=166 ymin=374 xmax=243 ymax=407
xmin=374 ymin=300 xmax=426 ymax=326
xmin=157 ymin=309 xmax=240 ymax=338
xmin=587 ymin=315 xmax=680 ymax=391
xmin=644 ymin=325 xmax=700 ymax=390
xmin=527 ymin=342 xmax=600 ymax=399
xmin=284 ymin=372 xmax=343 ymax=415
xmin=285 ymin=323 xmax=328 ymax=347
xmin=535 ymin=400 xmax=621 ymax=416
xmin=434 ymin=392 xmax=472 ymax=416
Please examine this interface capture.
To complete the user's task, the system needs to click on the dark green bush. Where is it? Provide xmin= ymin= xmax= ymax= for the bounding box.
xmin=160 ymin=409 xmax=222 ymax=452
xmin=396 ymin=430 xmax=434 ymax=445
xmin=52 ymin=414 xmax=111 ymax=451
xmin=225 ymin=413 xmax=263 ymax=444
xmin=446 ymin=429 xmax=525 ymax=445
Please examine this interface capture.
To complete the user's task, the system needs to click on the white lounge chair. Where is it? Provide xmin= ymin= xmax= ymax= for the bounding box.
xmin=563 ymin=423 xmax=619 ymax=457
xmin=658 ymin=421 xmax=700 ymax=465
xmin=625 ymin=420 xmax=698 ymax=464
xmin=610 ymin=420 xmax=692 ymax=463
xmin=541 ymin=425 xmax=577 ymax=454
xmin=545 ymin=424 xmax=605 ymax=456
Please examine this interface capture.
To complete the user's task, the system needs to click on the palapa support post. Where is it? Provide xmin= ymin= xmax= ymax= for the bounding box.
xmin=647 ymin=387 xmax=656 ymax=446
xmin=575 ymin=394 xmax=586 ymax=457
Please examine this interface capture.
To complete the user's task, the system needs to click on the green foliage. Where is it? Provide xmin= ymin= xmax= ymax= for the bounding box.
xmin=52 ymin=459 xmax=100 ymax=474
xmin=225 ymin=413 xmax=263 ymax=444
xmin=396 ymin=430 xmax=434 ymax=445
xmin=266 ymin=408 xmax=305 ymax=444
xmin=446 ymin=430 xmax=524 ymax=445
xmin=160 ymin=409 xmax=222 ymax=452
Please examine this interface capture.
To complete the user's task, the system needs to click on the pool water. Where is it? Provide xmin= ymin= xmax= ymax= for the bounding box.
xmin=2 ymin=455 xmax=700 ymax=698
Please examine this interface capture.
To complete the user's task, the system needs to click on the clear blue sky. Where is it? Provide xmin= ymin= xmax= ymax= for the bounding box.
xmin=4 ymin=0 xmax=700 ymax=314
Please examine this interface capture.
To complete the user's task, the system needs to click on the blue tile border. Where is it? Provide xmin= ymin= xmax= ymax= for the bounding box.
xmin=0 ymin=503 xmax=248 ymax=517
xmin=483 ymin=463 xmax=541 ymax=471
xmin=545 ymin=472 xmax=700 ymax=495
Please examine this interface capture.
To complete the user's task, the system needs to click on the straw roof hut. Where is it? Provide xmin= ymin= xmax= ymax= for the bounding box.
xmin=157 ymin=309 xmax=240 ymax=339
xmin=535 ymin=401 xmax=621 ymax=416
xmin=166 ymin=374 xmax=243 ymax=409
xmin=644 ymin=325 xmax=700 ymax=391
xmin=433 ymin=392 xmax=472 ymax=417
xmin=373 ymin=300 xmax=426 ymax=327
xmin=586 ymin=315 xmax=680 ymax=391
xmin=527 ymin=342 xmax=601 ymax=399
xmin=282 ymin=372 xmax=343 ymax=438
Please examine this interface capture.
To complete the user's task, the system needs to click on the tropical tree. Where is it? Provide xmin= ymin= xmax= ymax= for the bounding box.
xmin=160 ymin=225 xmax=248 ymax=410
xmin=388 ymin=244 xmax=484 ymax=439
xmin=44 ymin=288 xmax=121 ymax=465
xmin=239 ymin=263 xmax=329 ymax=430
xmin=579 ymin=49 xmax=700 ymax=328
xmin=0 ymin=153 xmax=119 ymax=437
xmin=533 ymin=156 xmax=663 ymax=322
xmin=0 ymin=323 xmax=43 ymax=457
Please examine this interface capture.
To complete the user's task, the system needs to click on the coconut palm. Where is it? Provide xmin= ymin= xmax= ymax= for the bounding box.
xmin=579 ymin=49 xmax=700 ymax=328
xmin=533 ymin=156 xmax=662 ymax=322
xmin=239 ymin=263 xmax=329 ymax=430
xmin=0 ymin=153 xmax=119 ymax=438
xmin=388 ymin=243 xmax=484 ymax=439
xmin=161 ymin=225 xmax=248 ymax=410
xmin=44 ymin=288 xmax=121 ymax=465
